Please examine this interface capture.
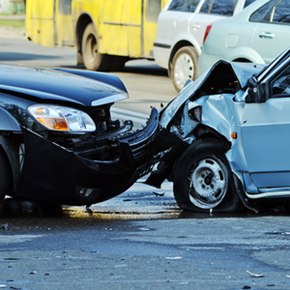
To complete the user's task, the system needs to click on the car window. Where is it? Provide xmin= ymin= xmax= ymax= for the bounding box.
xmin=244 ymin=0 xmax=256 ymax=8
xmin=271 ymin=65 xmax=290 ymax=96
xmin=200 ymin=0 xmax=237 ymax=16
xmin=272 ymin=0 xmax=290 ymax=24
xmin=249 ymin=0 xmax=290 ymax=23
xmin=168 ymin=0 xmax=199 ymax=12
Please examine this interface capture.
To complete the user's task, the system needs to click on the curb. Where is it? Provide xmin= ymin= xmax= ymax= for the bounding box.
xmin=0 ymin=14 xmax=25 ymax=20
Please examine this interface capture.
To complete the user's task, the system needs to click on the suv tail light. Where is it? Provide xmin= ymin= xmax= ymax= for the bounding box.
xmin=203 ymin=24 xmax=213 ymax=45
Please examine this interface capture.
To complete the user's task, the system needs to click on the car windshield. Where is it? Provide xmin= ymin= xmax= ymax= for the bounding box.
xmin=255 ymin=48 xmax=290 ymax=83
xmin=271 ymin=61 xmax=290 ymax=96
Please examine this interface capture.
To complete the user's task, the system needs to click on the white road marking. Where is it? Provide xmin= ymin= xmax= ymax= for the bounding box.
xmin=111 ymin=107 xmax=148 ymax=125
xmin=0 ymin=235 xmax=42 ymax=244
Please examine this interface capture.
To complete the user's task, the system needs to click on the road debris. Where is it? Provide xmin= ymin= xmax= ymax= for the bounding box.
xmin=29 ymin=271 xmax=37 ymax=275
xmin=153 ymin=191 xmax=165 ymax=196
xmin=1 ymin=223 xmax=8 ymax=230
xmin=246 ymin=270 xmax=264 ymax=278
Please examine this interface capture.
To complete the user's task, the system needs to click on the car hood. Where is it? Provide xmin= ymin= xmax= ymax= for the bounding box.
xmin=0 ymin=64 xmax=128 ymax=107
xmin=160 ymin=60 xmax=264 ymax=129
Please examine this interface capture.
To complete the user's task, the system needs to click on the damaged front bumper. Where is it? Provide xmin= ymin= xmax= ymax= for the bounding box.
xmin=16 ymin=108 xmax=160 ymax=205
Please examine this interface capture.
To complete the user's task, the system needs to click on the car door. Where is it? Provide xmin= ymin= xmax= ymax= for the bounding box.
xmin=250 ymin=0 xmax=290 ymax=64
xmin=165 ymin=0 xmax=200 ymax=47
xmin=241 ymin=61 xmax=290 ymax=189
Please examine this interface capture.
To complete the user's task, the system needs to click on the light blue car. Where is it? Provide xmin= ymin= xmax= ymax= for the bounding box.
xmin=199 ymin=0 xmax=290 ymax=76
xmin=147 ymin=47 xmax=290 ymax=213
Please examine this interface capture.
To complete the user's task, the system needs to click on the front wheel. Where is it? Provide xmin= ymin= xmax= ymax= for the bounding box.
xmin=81 ymin=23 xmax=112 ymax=71
xmin=171 ymin=46 xmax=198 ymax=92
xmin=0 ymin=148 xmax=12 ymax=203
xmin=173 ymin=139 xmax=241 ymax=212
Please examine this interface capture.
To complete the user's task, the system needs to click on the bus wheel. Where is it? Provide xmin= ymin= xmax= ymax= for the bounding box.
xmin=82 ymin=23 xmax=112 ymax=71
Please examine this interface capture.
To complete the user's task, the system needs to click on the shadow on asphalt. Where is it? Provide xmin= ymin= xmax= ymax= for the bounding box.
xmin=57 ymin=63 xmax=168 ymax=77
xmin=1 ymin=197 xmax=290 ymax=222
xmin=0 ymin=52 xmax=63 ymax=61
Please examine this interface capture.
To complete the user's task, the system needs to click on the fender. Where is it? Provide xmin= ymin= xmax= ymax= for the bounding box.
xmin=170 ymin=37 xmax=202 ymax=60
xmin=0 ymin=107 xmax=21 ymax=191
xmin=52 ymin=68 xmax=128 ymax=93
xmin=0 ymin=106 xmax=21 ymax=132
xmin=0 ymin=135 xmax=20 ymax=192
xmin=75 ymin=12 xmax=96 ymax=52
xmin=227 ymin=46 xmax=265 ymax=64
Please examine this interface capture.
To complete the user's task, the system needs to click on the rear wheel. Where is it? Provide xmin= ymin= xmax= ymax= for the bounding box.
xmin=171 ymin=46 xmax=198 ymax=92
xmin=82 ymin=23 xmax=112 ymax=71
xmin=0 ymin=148 xmax=11 ymax=203
xmin=173 ymin=139 xmax=241 ymax=212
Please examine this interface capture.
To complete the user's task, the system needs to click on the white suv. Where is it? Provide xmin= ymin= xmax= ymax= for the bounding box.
xmin=154 ymin=0 xmax=256 ymax=91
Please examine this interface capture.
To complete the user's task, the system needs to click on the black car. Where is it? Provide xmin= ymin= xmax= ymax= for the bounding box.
xmin=0 ymin=64 xmax=159 ymax=206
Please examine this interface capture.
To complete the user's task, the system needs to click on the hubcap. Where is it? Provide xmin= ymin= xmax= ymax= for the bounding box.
xmin=189 ymin=157 xmax=228 ymax=209
xmin=85 ymin=33 xmax=98 ymax=64
xmin=174 ymin=52 xmax=194 ymax=90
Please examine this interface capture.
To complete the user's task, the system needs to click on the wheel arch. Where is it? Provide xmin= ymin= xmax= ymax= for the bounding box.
xmin=194 ymin=125 xmax=232 ymax=153
xmin=233 ymin=58 xmax=252 ymax=63
xmin=0 ymin=135 xmax=20 ymax=193
xmin=227 ymin=47 xmax=264 ymax=64
xmin=75 ymin=13 xmax=96 ymax=57
xmin=168 ymin=41 xmax=197 ymax=77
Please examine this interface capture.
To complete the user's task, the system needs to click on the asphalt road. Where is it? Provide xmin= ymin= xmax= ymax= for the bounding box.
xmin=1 ymin=36 xmax=290 ymax=290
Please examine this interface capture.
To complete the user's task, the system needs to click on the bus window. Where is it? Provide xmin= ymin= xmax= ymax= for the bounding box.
xmin=146 ymin=0 xmax=162 ymax=22
xmin=59 ymin=0 xmax=71 ymax=15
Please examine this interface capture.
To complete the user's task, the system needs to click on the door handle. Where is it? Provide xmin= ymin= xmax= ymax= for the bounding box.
xmin=259 ymin=32 xmax=275 ymax=39
xmin=192 ymin=23 xmax=200 ymax=30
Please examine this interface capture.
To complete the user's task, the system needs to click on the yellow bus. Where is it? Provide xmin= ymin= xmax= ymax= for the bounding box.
xmin=25 ymin=0 xmax=169 ymax=71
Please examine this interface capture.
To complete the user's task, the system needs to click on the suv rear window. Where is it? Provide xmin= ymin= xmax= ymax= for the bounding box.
xmin=168 ymin=0 xmax=199 ymax=12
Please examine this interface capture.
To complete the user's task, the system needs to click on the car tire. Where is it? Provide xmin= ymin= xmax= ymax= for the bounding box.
xmin=82 ymin=23 xmax=112 ymax=71
xmin=173 ymin=139 xmax=241 ymax=212
xmin=0 ymin=148 xmax=12 ymax=203
xmin=171 ymin=46 xmax=198 ymax=92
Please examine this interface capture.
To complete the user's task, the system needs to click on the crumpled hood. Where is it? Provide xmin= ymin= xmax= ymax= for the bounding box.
xmin=0 ymin=64 xmax=128 ymax=107
xmin=160 ymin=60 xmax=264 ymax=129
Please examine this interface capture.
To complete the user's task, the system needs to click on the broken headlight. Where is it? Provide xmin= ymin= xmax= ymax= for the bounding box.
xmin=188 ymin=105 xmax=202 ymax=123
xmin=28 ymin=104 xmax=96 ymax=132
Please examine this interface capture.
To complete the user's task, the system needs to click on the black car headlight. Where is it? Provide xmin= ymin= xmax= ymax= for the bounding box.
xmin=28 ymin=104 xmax=96 ymax=132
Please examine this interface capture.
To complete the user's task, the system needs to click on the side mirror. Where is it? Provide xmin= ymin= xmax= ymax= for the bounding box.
xmin=245 ymin=75 xmax=269 ymax=103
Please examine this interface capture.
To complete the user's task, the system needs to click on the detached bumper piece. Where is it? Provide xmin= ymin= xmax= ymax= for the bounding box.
xmin=16 ymin=108 xmax=159 ymax=205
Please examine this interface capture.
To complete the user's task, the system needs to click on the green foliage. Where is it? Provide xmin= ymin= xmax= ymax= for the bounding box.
xmin=0 ymin=19 xmax=25 ymax=30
